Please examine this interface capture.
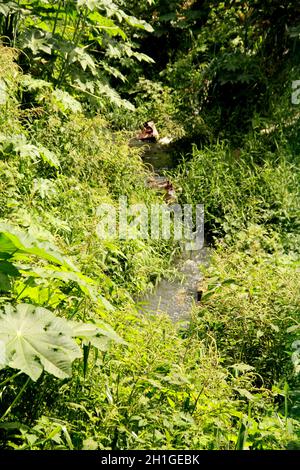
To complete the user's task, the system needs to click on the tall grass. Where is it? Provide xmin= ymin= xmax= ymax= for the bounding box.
xmin=173 ymin=141 xmax=300 ymax=246
xmin=0 ymin=45 xmax=299 ymax=450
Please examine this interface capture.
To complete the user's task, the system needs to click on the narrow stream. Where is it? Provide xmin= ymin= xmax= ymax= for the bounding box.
xmin=140 ymin=247 xmax=209 ymax=321
xmin=135 ymin=140 xmax=209 ymax=321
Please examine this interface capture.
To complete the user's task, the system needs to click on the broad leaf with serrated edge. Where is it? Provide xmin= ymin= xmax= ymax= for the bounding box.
xmin=0 ymin=304 xmax=81 ymax=381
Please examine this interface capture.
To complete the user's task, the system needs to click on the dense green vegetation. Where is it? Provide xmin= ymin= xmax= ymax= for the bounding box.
xmin=0 ymin=0 xmax=299 ymax=450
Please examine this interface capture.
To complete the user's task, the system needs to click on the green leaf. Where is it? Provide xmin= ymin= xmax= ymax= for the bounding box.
xmin=14 ymin=282 xmax=66 ymax=308
xmin=33 ymin=178 xmax=57 ymax=199
xmin=230 ymin=363 xmax=255 ymax=373
xmin=69 ymin=47 xmax=97 ymax=75
xmin=123 ymin=15 xmax=154 ymax=33
xmin=130 ymin=51 xmax=155 ymax=64
xmin=0 ymin=1 xmax=20 ymax=17
xmin=0 ymin=421 xmax=28 ymax=431
xmin=100 ymin=63 xmax=126 ymax=82
xmin=234 ymin=388 xmax=254 ymax=400
xmin=77 ymin=0 xmax=99 ymax=11
xmin=21 ymin=266 xmax=98 ymax=302
xmin=51 ymin=89 xmax=82 ymax=114
xmin=20 ymin=75 xmax=53 ymax=91
xmin=82 ymin=438 xmax=98 ymax=450
xmin=257 ymin=329 xmax=264 ymax=339
xmin=11 ymin=135 xmax=41 ymax=160
xmin=0 ymin=340 xmax=5 ymax=369
xmin=0 ymin=79 xmax=7 ymax=105
xmin=270 ymin=323 xmax=280 ymax=333
xmin=0 ymin=260 xmax=20 ymax=277
xmin=21 ymin=30 xmax=53 ymax=55
xmin=0 ymin=272 xmax=11 ymax=292
xmin=98 ymin=83 xmax=135 ymax=110
xmin=0 ymin=134 xmax=59 ymax=168
xmin=0 ymin=223 xmax=76 ymax=270
xmin=98 ymin=294 xmax=115 ymax=312
xmin=287 ymin=325 xmax=300 ymax=333
xmin=71 ymin=320 xmax=126 ymax=351
xmin=88 ymin=11 xmax=127 ymax=39
xmin=235 ymin=420 xmax=247 ymax=450
xmin=38 ymin=146 xmax=60 ymax=169
xmin=0 ymin=303 xmax=82 ymax=381
xmin=21 ymin=75 xmax=52 ymax=92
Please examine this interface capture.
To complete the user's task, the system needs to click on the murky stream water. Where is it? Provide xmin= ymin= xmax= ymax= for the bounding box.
xmin=136 ymin=140 xmax=209 ymax=321
xmin=140 ymin=247 xmax=209 ymax=321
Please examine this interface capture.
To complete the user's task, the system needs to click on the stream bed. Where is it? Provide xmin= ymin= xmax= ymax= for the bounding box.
xmin=135 ymin=139 xmax=209 ymax=321
xmin=140 ymin=246 xmax=209 ymax=321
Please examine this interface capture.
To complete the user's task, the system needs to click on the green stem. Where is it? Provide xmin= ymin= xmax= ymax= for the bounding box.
xmin=72 ymin=10 xmax=83 ymax=44
xmin=0 ymin=376 xmax=31 ymax=421
xmin=53 ymin=4 xmax=69 ymax=82
xmin=61 ymin=6 xmax=69 ymax=39
xmin=284 ymin=382 xmax=289 ymax=423
xmin=15 ymin=276 xmax=34 ymax=301
xmin=190 ymin=383 xmax=206 ymax=415
xmin=0 ymin=371 xmax=22 ymax=388
xmin=57 ymin=5 xmax=90 ymax=87
xmin=52 ymin=0 xmax=62 ymax=36
xmin=12 ymin=0 xmax=21 ymax=47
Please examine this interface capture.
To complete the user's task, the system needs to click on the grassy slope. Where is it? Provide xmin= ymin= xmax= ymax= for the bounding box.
xmin=0 ymin=46 xmax=299 ymax=449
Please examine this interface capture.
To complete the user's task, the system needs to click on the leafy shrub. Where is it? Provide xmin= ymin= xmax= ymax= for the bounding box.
xmin=191 ymin=225 xmax=300 ymax=386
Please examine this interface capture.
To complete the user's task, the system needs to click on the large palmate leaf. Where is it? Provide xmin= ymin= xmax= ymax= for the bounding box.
xmin=97 ymin=82 xmax=135 ymax=110
xmin=77 ymin=0 xmax=100 ymax=11
xmin=20 ymin=29 xmax=53 ymax=55
xmin=0 ymin=225 xmax=115 ymax=310
xmin=11 ymin=134 xmax=41 ymax=160
xmin=21 ymin=74 xmax=53 ymax=92
xmin=0 ymin=134 xmax=59 ymax=168
xmin=69 ymin=47 xmax=97 ymax=75
xmin=51 ymin=89 xmax=82 ymax=114
xmin=0 ymin=304 xmax=82 ymax=381
xmin=0 ymin=0 xmax=24 ymax=17
xmin=32 ymin=178 xmax=57 ymax=200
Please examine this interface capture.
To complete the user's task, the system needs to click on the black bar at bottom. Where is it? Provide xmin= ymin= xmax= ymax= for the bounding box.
xmin=0 ymin=450 xmax=299 ymax=467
